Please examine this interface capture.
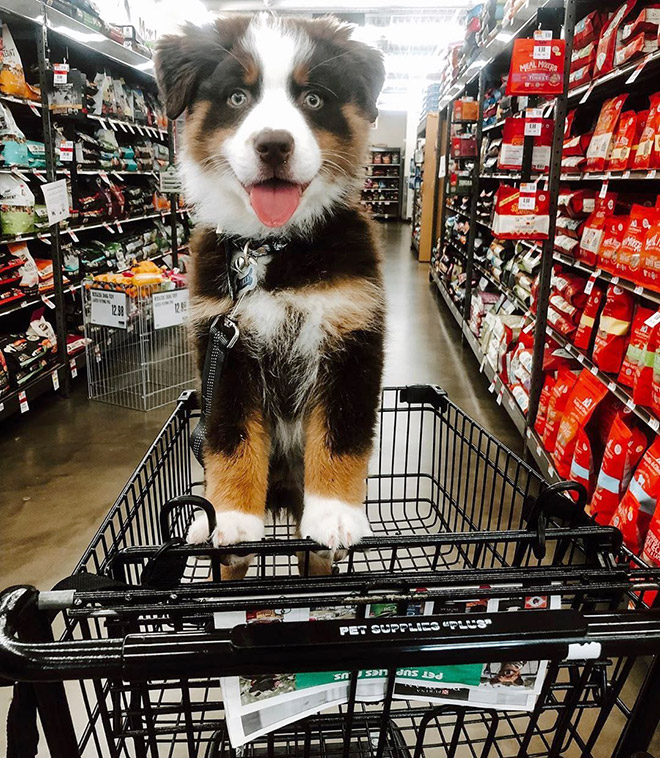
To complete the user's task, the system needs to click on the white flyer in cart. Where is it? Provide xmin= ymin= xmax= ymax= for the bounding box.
xmin=392 ymin=590 xmax=560 ymax=711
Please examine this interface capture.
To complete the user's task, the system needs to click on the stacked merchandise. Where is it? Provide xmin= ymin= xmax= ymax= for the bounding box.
xmin=0 ymin=311 xmax=58 ymax=399
xmin=419 ymin=83 xmax=442 ymax=123
xmin=362 ymin=148 xmax=401 ymax=220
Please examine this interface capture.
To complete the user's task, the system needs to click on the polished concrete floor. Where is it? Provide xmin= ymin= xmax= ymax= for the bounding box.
xmin=0 ymin=222 xmax=520 ymax=591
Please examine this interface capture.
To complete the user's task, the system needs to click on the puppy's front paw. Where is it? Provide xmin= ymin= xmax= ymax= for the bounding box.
xmin=300 ymin=495 xmax=372 ymax=551
xmin=186 ymin=510 xmax=265 ymax=546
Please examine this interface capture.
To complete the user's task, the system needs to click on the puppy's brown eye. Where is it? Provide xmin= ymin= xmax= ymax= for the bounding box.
xmin=228 ymin=90 xmax=249 ymax=108
xmin=303 ymin=92 xmax=323 ymax=110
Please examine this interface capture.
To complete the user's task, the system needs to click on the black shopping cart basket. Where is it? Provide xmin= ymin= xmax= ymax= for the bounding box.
xmin=1 ymin=385 xmax=660 ymax=758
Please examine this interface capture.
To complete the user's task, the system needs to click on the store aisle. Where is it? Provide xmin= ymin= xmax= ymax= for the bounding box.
xmin=0 ymin=222 xmax=518 ymax=590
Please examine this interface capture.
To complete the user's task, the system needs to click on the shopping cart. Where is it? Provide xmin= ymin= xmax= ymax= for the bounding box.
xmin=1 ymin=385 xmax=659 ymax=758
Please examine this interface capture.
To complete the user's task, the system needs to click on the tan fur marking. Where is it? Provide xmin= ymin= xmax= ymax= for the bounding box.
xmin=184 ymin=100 xmax=234 ymax=167
xmin=305 ymin=405 xmax=369 ymax=503
xmin=293 ymin=61 xmax=309 ymax=87
xmin=205 ymin=414 xmax=270 ymax=516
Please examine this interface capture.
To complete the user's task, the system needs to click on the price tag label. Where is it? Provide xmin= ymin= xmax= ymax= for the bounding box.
xmin=159 ymin=165 xmax=183 ymax=194
xmin=41 ymin=178 xmax=70 ymax=225
xmin=649 ymin=417 xmax=660 ymax=432
xmin=496 ymin=391 xmax=503 ymax=406
xmin=33 ymin=171 xmax=47 ymax=183
xmin=520 ymin=182 xmax=537 ymax=194
xmin=526 ymin=107 xmax=544 ymax=119
xmin=28 ymin=102 xmax=40 ymax=117
xmin=37 ymin=234 xmax=51 ymax=245
xmin=625 ymin=398 xmax=636 ymax=410
xmin=117 ymin=121 xmax=128 ymax=132
xmin=116 ymin=221 xmax=123 ymax=232
xmin=41 ymin=295 xmax=55 ymax=310
xmin=488 ymin=382 xmax=495 ymax=394
xmin=19 ymin=390 xmax=29 ymax=413
xmin=51 ymin=370 xmax=59 ymax=391
xmin=646 ymin=311 xmax=660 ymax=328
xmin=599 ymin=180 xmax=609 ymax=199
xmin=126 ymin=123 xmax=135 ymax=134
xmin=623 ymin=170 xmax=631 ymax=179
xmin=53 ymin=62 xmax=69 ymax=85
xmin=626 ymin=58 xmax=648 ymax=84
xmin=89 ymin=289 xmax=128 ymax=329
xmin=99 ymin=118 xmax=108 ymax=130
xmin=67 ymin=230 xmax=79 ymax=242
xmin=99 ymin=171 xmax=111 ymax=185
xmin=524 ymin=121 xmax=542 ymax=137
xmin=607 ymin=381 xmax=617 ymax=392
xmin=648 ymin=169 xmax=658 ymax=179
xmin=102 ymin=222 xmax=115 ymax=234
xmin=108 ymin=120 xmax=118 ymax=131
xmin=634 ymin=285 xmax=644 ymax=294
xmin=611 ymin=276 xmax=620 ymax=284
xmin=536 ymin=444 xmax=542 ymax=456
xmin=533 ymin=44 xmax=551 ymax=60
xmin=577 ymin=353 xmax=585 ymax=364
xmin=590 ymin=365 xmax=599 ymax=376
xmin=152 ymin=288 xmax=189 ymax=329
xmin=69 ymin=358 xmax=77 ymax=378
xmin=136 ymin=125 xmax=144 ymax=135
xmin=584 ymin=274 xmax=597 ymax=295
xmin=579 ymin=82 xmax=595 ymax=104
xmin=519 ymin=195 xmax=536 ymax=210
xmin=60 ymin=140 xmax=74 ymax=162
xmin=533 ymin=29 xmax=553 ymax=41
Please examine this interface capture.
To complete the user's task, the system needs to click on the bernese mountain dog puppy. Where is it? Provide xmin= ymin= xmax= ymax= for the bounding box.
xmin=155 ymin=14 xmax=386 ymax=577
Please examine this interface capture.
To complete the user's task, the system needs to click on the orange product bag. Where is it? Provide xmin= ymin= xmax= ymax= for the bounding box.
xmin=633 ymin=93 xmax=660 ymax=170
xmin=585 ymin=95 xmax=628 ymax=173
xmin=640 ymin=215 xmax=660 ymax=292
xmin=578 ymin=193 xmax=617 ymax=267
xmin=610 ymin=436 xmax=660 ymax=554
xmin=592 ymin=285 xmax=635 ymax=373
xmin=542 ymin=369 xmax=579 ymax=452
xmin=606 ymin=110 xmax=637 ymax=172
xmin=552 ymin=369 xmax=608 ymax=479
xmin=590 ymin=414 xmax=648 ymax=525
xmin=597 ymin=216 xmax=626 ymax=273
xmin=570 ymin=427 xmax=596 ymax=499
xmin=632 ymin=320 xmax=660 ymax=407
xmin=613 ymin=205 xmax=657 ymax=281
xmin=534 ymin=373 xmax=556 ymax=437
xmin=506 ymin=38 xmax=566 ymax=96
xmin=573 ymin=284 xmax=605 ymax=350
xmin=652 ymin=335 xmax=660 ymax=417
xmin=619 ymin=305 xmax=656 ymax=387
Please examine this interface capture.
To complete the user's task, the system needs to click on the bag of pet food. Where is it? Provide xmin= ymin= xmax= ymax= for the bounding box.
xmin=574 ymin=10 xmax=605 ymax=49
xmin=585 ymin=95 xmax=628 ymax=173
xmin=498 ymin=117 xmax=554 ymax=171
xmin=507 ymin=38 xmax=566 ymax=96
xmin=553 ymin=369 xmax=608 ymax=479
xmin=611 ymin=436 xmax=660 ymax=553
xmin=632 ymin=320 xmax=660 ymax=407
xmin=592 ymin=285 xmax=634 ymax=373
xmin=0 ymin=22 xmax=30 ymax=99
xmin=619 ymin=306 xmax=656 ymax=388
xmin=570 ymin=427 xmax=596 ymax=499
xmin=594 ymin=0 xmax=637 ymax=78
xmin=578 ymin=194 xmax=617 ymax=266
xmin=534 ymin=373 xmax=556 ymax=437
xmin=652 ymin=337 xmax=660 ymax=417
xmin=590 ymin=414 xmax=648 ymax=524
xmin=552 ymin=270 xmax=589 ymax=308
xmin=492 ymin=185 xmax=550 ymax=240
xmin=573 ymin=284 xmax=605 ymax=350
xmin=0 ymin=174 xmax=34 ymax=236
xmin=606 ymin=110 xmax=637 ymax=172
xmin=640 ymin=216 xmax=660 ymax=292
xmin=641 ymin=506 xmax=660 ymax=600
xmin=542 ymin=368 xmax=579 ymax=452
xmin=598 ymin=216 xmax=626 ymax=273
xmin=614 ymin=205 xmax=657 ymax=281
xmin=633 ymin=93 xmax=660 ymax=170
xmin=571 ymin=41 xmax=597 ymax=74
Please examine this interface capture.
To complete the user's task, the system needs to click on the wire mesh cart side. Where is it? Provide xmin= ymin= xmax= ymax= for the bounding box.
xmin=83 ymin=281 xmax=194 ymax=411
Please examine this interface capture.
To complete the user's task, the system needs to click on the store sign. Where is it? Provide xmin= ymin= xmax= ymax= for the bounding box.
xmin=159 ymin=165 xmax=183 ymax=194
xmin=89 ymin=289 xmax=128 ymax=329
xmin=41 ymin=179 xmax=70 ymax=225
xmin=152 ymin=288 xmax=189 ymax=330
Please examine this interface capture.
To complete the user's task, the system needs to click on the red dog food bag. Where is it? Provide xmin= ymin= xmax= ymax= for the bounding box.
xmin=611 ymin=436 xmax=660 ymax=554
xmin=578 ymin=194 xmax=617 ymax=266
xmin=574 ymin=10 xmax=605 ymax=49
xmin=633 ymin=93 xmax=660 ymax=170
xmin=619 ymin=305 xmax=656 ymax=387
xmin=534 ymin=373 xmax=556 ymax=437
xmin=613 ymin=205 xmax=657 ymax=281
xmin=652 ymin=335 xmax=660 ymax=417
xmin=573 ymin=285 xmax=605 ymax=350
xmin=632 ymin=321 xmax=660 ymax=407
xmin=594 ymin=0 xmax=637 ymax=78
xmin=507 ymin=38 xmax=566 ymax=96
xmin=598 ymin=216 xmax=627 ymax=273
xmin=499 ymin=117 xmax=554 ymax=171
xmin=542 ymin=368 xmax=579 ymax=452
xmin=640 ymin=216 xmax=660 ymax=291
xmin=592 ymin=285 xmax=635 ymax=373
xmin=590 ymin=414 xmax=648 ymax=525
xmin=606 ymin=110 xmax=637 ymax=172
xmin=586 ymin=95 xmax=628 ymax=173
xmin=492 ymin=185 xmax=550 ymax=240
xmin=553 ymin=369 xmax=608 ymax=479
xmin=570 ymin=427 xmax=597 ymax=499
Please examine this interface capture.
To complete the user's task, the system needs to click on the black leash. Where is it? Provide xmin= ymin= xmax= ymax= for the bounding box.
xmin=189 ymin=236 xmax=283 ymax=465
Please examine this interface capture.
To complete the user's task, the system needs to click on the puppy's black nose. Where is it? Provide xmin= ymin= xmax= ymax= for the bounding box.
xmin=254 ymin=129 xmax=294 ymax=168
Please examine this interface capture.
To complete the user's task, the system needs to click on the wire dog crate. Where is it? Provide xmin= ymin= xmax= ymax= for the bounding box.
xmin=1 ymin=386 xmax=659 ymax=758
xmin=82 ymin=280 xmax=194 ymax=411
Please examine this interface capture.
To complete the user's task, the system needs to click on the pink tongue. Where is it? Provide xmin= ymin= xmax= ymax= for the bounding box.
xmin=250 ymin=182 xmax=302 ymax=227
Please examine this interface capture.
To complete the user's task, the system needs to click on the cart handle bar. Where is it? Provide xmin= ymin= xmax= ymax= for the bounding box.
xmin=1 ymin=586 xmax=660 ymax=683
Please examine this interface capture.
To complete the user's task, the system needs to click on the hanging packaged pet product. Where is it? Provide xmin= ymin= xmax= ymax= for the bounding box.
xmin=506 ymin=33 xmax=566 ymax=96
xmin=0 ymin=174 xmax=34 ymax=236
xmin=492 ymin=185 xmax=550 ymax=240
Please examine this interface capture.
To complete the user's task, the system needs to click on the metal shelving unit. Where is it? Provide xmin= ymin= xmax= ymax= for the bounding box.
xmin=0 ymin=0 xmax=182 ymax=423
xmin=362 ymin=146 xmax=402 ymax=221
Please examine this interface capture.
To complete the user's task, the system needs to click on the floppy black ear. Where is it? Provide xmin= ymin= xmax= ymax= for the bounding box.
xmin=347 ymin=42 xmax=386 ymax=123
xmin=155 ymin=17 xmax=251 ymax=120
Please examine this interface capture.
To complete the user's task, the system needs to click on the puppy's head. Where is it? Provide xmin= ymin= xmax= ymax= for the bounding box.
xmin=156 ymin=14 xmax=385 ymax=238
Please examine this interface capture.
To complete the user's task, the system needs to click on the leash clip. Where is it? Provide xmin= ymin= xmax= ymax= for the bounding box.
xmin=210 ymin=314 xmax=240 ymax=350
